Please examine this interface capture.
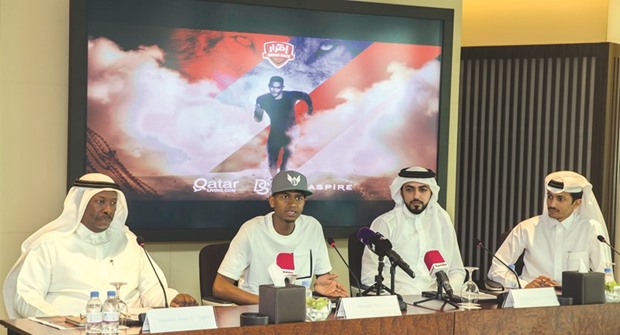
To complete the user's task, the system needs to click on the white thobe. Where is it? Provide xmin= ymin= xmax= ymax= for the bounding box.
xmin=361 ymin=205 xmax=466 ymax=295
xmin=488 ymin=213 xmax=610 ymax=288
xmin=14 ymin=225 xmax=177 ymax=317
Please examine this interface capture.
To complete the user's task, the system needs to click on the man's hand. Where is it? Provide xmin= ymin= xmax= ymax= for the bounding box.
xmin=170 ymin=293 xmax=198 ymax=307
xmin=254 ymin=103 xmax=265 ymax=122
xmin=313 ymin=274 xmax=349 ymax=298
xmin=524 ymin=275 xmax=560 ymax=289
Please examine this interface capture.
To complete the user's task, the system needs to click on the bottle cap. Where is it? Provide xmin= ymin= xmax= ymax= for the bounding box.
xmin=107 ymin=290 xmax=116 ymax=297
xmin=90 ymin=291 xmax=99 ymax=298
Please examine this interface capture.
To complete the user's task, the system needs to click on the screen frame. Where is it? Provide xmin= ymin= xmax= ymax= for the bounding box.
xmin=68 ymin=0 xmax=454 ymax=242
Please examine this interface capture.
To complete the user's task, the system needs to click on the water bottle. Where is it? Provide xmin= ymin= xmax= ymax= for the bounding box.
xmin=604 ymin=263 xmax=616 ymax=292
xmin=101 ymin=290 xmax=119 ymax=334
xmin=301 ymin=280 xmax=313 ymax=300
xmin=85 ymin=291 xmax=102 ymax=334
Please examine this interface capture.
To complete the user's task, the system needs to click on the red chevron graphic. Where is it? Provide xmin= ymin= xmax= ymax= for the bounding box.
xmin=211 ymin=42 xmax=442 ymax=172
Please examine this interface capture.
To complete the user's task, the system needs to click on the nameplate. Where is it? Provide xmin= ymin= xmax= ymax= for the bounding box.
xmin=502 ymin=287 xmax=560 ymax=308
xmin=336 ymin=295 xmax=401 ymax=319
xmin=142 ymin=306 xmax=217 ymax=332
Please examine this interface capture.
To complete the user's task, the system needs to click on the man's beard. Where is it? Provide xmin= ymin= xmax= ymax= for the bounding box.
xmin=406 ymin=201 xmax=428 ymax=215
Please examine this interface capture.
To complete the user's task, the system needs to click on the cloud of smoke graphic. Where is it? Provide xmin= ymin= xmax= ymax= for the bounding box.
xmin=87 ymin=37 xmax=439 ymax=177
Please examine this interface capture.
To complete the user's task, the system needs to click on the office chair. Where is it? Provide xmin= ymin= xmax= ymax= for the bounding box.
xmin=484 ymin=229 xmax=525 ymax=290
xmin=198 ymin=242 xmax=236 ymax=306
xmin=498 ymin=230 xmax=525 ymax=275
xmin=347 ymin=230 xmax=367 ymax=295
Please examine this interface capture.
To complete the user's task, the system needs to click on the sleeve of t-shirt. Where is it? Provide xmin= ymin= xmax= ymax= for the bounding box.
xmin=217 ymin=222 xmax=252 ymax=281
xmin=310 ymin=219 xmax=332 ymax=276
xmin=292 ymin=91 xmax=313 ymax=111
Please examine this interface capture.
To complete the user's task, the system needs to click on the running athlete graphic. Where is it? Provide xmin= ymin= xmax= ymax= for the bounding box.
xmin=254 ymin=76 xmax=313 ymax=176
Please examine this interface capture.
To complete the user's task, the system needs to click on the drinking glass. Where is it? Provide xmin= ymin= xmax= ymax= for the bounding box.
xmin=459 ymin=266 xmax=480 ymax=310
xmin=306 ymin=297 xmax=332 ymax=321
xmin=110 ymin=282 xmax=129 ymax=325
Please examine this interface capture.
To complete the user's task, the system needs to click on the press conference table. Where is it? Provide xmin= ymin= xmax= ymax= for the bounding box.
xmin=3 ymin=296 xmax=620 ymax=335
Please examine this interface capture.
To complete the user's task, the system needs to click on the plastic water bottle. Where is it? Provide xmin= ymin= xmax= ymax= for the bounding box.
xmin=301 ymin=280 xmax=313 ymax=321
xmin=101 ymin=290 xmax=119 ymax=334
xmin=604 ymin=263 xmax=616 ymax=292
xmin=301 ymin=280 xmax=313 ymax=300
xmin=85 ymin=291 xmax=102 ymax=334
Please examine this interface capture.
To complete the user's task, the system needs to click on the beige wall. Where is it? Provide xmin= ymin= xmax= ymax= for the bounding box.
xmin=610 ymin=0 xmax=620 ymax=43
xmin=0 ymin=0 xmax=461 ymax=326
xmin=1 ymin=0 xmax=73 ymax=327
xmin=462 ymin=0 xmax=619 ymax=46
xmin=1 ymin=0 xmax=617 ymax=331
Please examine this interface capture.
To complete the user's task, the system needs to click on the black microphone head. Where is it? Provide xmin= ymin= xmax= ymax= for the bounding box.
xmin=357 ymin=227 xmax=374 ymax=246
xmin=327 ymin=237 xmax=336 ymax=247
xmin=137 ymin=236 xmax=146 ymax=246
xmin=597 ymin=235 xmax=606 ymax=243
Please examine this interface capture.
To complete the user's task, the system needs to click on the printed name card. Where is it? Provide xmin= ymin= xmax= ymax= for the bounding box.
xmin=142 ymin=305 xmax=217 ymax=333
xmin=336 ymin=295 xmax=402 ymax=319
xmin=502 ymin=287 xmax=560 ymax=308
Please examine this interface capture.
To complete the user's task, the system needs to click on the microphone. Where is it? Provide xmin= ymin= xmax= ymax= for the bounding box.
xmin=423 ymin=250 xmax=453 ymax=298
xmin=137 ymin=236 xmax=169 ymax=308
xmin=327 ymin=237 xmax=363 ymax=296
xmin=357 ymin=227 xmax=415 ymax=278
xmin=597 ymin=235 xmax=620 ymax=257
xmin=475 ymin=238 xmax=522 ymax=289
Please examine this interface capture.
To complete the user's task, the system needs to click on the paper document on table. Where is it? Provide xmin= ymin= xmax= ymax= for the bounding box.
xmin=454 ymin=291 xmax=498 ymax=302
xmin=64 ymin=315 xmax=85 ymax=327
xmin=28 ymin=317 xmax=69 ymax=330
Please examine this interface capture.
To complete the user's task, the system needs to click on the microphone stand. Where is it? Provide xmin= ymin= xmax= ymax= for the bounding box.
xmin=361 ymin=256 xmax=407 ymax=310
xmin=361 ymin=255 xmax=394 ymax=296
xmin=413 ymin=275 xmax=459 ymax=310
xmin=389 ymin=262 xmax=408 ymax=311
xmin=327 ymin=238 xmax=363 ymax=297
xmin=138 ymin=241 xmax=169 ymax=308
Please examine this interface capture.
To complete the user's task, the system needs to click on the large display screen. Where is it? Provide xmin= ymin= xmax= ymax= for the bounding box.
xmin=68 ymin=0 xmax=454 ymax=241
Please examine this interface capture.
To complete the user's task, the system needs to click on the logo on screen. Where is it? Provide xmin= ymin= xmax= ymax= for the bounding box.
xmin=193 ymin=178 xmax=239 ymax=193
xmin=254 ymin=179 xmax=271 ymax=195
xmin=262 ymin=41 xmax=295 ymax=68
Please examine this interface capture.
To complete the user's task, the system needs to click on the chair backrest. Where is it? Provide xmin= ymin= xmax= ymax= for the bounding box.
xmin=198 ymin=242 xmax=230 ymax=299
xmin=347 ymin=230 xmax=366 ymax=289
xmin=498 ymin=230 xmax=525 ymax=276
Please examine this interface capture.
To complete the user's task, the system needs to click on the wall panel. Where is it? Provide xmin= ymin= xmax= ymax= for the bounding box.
xmin=456 ymin=43 xmax=618 ymax=280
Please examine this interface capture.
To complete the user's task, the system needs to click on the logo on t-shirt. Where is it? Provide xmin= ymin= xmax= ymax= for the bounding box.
xmin=276 ymin=252 xmax=295 ymax=275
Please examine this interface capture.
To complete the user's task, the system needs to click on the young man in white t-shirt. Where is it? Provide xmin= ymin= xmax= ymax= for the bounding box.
xmin=213 ymin=170 xmax=349 ymax=305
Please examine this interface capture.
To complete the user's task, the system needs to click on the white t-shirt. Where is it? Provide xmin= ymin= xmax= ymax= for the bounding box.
xmin=488 ymin=213 xmax=609 ymax=288
xmin=217 ymin=213 xmax=332 ymax=295
xmin=361 ymin=205 xmax=466 ymax=295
